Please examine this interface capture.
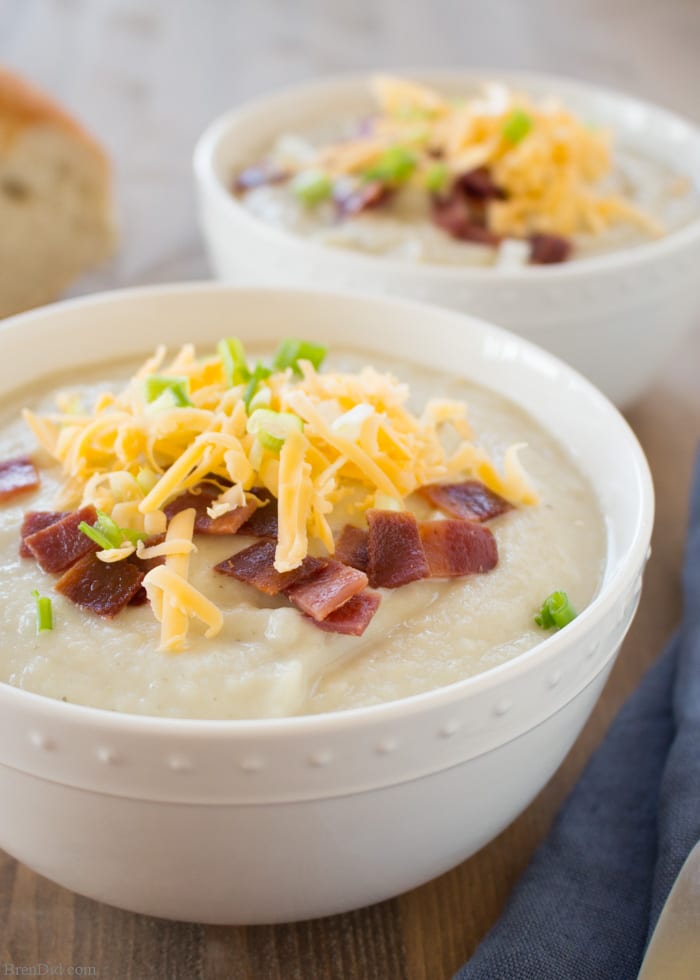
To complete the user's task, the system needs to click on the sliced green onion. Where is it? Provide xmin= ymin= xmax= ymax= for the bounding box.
xmin=217 ymin=337 xmax=250 ymax=386
xmin=78 ymin=521 xmax=114 ymax=550
xmin=31 ymin=590 xmax=53 ymax=633
xmin=535 ymin=591 xmax=578 ymax=630
xmin=292 ymin=170 xmax=333 ymax=206
xmin=424 ymin=162 xmax=449 ymax=193
xmin=95 ymin=510 xmax=123 ymax=548
xmin=363 ymin=146 xmax=416 ymax=185
xmin=243 ymin=363 xmax=273 ymax=412
xmin=272 ymin=339 xmax=327 ymax=377
xmin=136 ymin=467 xmax=159 ymax=494
xmin=248 ymin=385 xmax=272 ymax=412
xmin=78 ymin=510 xmax=146 ymax=551
xmin=120 ymin=528 xmax=148 ymax=545
xmin=502 ymin=109 xmax=533 ymax=145
xmin=166 ymin=381 xmax=191 ymax=407
xmin=247 ymin=409 xmax=304 ymax=453
xmin=144 ymin=375 xmax=192 ymax=407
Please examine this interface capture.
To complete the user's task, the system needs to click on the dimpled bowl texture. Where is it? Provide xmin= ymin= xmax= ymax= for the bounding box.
xmin=0 ymin=285 xmax=653 ymax=924
xmin=194 ymin=70 xmax=700 ymax=407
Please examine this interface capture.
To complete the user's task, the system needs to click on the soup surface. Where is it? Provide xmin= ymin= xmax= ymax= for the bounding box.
xmin=0 ymin=351 xmax=605 ymax=719
xmin=234 ymin=77 xmax=698 ymax=267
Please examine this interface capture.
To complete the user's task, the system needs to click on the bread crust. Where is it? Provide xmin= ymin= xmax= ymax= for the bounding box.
xmin=0 ymin=65 xmax=109 ymax=172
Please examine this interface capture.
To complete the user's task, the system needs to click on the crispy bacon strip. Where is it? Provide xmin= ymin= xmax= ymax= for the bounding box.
xmin=0 ymin=455 xmax=40 ymax=503
xmin=454 ymin=167 xmax=507 ymax=201
xmin=238 ymin=488 xmax=278 ymax=539
xmin=307 ymin=589 xmax=381 ymax=636
xmin=333 ymin=524 xmax=369 ymax=573
xmin=286 ymin=560 xmax=368 ymax=622
xmin=19 ymin=510 xmax=68 ymax=557
xmin=127 ymin=541 xmax=166 ymax=606
xmin=164 ymin=485 xmax=256 ymax=535
xmin=432 ymin=192 xmax=501 ymax=245
xmin=55 ymin=552 xmax=145 ymax=618
xmin=215 ymin=540 xmax=326 ymax=596
xmin=419 ymin=520 xmax=498 ymax=577
xmin=418 ymin=480 xmax=513 ymax=522
xmin=529 ymin=233 xmax=572 ymax=264
xmin=366 ymin=509 xmax=430 ymax=589
xmin=128 ymin=586 xmax=150 ymax=607
xmin=24 ymin=505 xmax=99 ymax=573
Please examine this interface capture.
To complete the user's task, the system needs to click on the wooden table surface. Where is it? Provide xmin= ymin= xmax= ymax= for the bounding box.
xmin=1 ymin=2 xmax=699 ymax=977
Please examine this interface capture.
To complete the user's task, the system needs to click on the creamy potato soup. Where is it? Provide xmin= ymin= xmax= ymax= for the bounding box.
xmin=0 ymin=346 xmax=605 ymax=719
xmin=234 ymin=76 xmax=698 ymax=267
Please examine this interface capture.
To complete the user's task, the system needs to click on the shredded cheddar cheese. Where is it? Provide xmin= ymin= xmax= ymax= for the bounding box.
xmin=283 ymin=75 xmax=662 ymax=241
xmin=25 ymin=338 xmax=539 ymax=651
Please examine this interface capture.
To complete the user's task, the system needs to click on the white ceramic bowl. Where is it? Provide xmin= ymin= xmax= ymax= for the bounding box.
xmin=0 ymin=284 xmax=653 ymax=924
xmin=194 ymin=70 xmax=700 ymax=407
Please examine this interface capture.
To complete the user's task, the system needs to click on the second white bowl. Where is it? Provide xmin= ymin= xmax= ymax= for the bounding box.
xmin=194 ymin=70 xmax=700 ymax=406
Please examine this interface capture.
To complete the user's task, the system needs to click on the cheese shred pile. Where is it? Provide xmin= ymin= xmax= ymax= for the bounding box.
xmin=301 ymin=75 xmax=662 ymax=240
xmin=23 ymin=339 xmax=538 ymax=650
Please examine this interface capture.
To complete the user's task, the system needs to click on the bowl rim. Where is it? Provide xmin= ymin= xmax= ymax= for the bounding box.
xmin=0 ymin=281 xmax=655 ymax=736
xmin=193 ymin=66 xmax=700 ymax=283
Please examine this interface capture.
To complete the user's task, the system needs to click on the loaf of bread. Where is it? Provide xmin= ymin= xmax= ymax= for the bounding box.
xmin=0 ymin=67 xmax=115 ymax=318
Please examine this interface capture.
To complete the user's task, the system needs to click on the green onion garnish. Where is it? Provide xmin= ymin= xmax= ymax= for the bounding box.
xmin=424 ymin=162 xmax=449 ymax=193
xmin=144 ymin=375 xmax=192 ymax=407
xmin=95 ymin=510 xmax=122 ymax=547
xmin=272 ymin=339 xmax=327 ymax=377
xmin=243 ymin=363 xmax=273 ymax=412
xmin=78 ymin=509 xmax=146 ymax=551
xmin=120 ymin=528 xmax=148 ymax=545
xmin=363 ymin=146 xmax=416 ymax=185
xmin=248 ymin=386 xmax=272 ymax=412
xmin=502 ymin=109 xmax=533 ymax=145
xmin=78 ymin=521 xmax=114 ymax=550
xmin=31 ymin=590 xmax=53 ymax=633
xmin=535 ymin=591 xmax=578 ymax=630
xmin=247 ymin=409 xmax=304 ymax=453
xmin=217 ymin=337 xmax=250 ymax=386
xmin=136 ymin=467 xmax=159 ymax=494
xmin=292 ymin=170 xmax=333 ymax=206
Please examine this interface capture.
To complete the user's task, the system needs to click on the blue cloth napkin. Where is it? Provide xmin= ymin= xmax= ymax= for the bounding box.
xmin=455 ymin=451 xmax=700 ymax=980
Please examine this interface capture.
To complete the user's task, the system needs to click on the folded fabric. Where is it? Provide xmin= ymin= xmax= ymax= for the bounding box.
xmin=455 ymin=450 xmax=700 ymax=980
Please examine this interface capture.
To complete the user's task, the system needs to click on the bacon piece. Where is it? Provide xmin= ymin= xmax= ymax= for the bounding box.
xmin=286 ymin=560 xmax=368 ymax=622
xmin=366 ymin=509 xmax=430 ymax=589
xmin=127 ymin=541 xmax=166 ymax=606
xmin=335 ymin=180 xmax=392 ymax=216
xmin=128 ymin=587 xmax=149 ymax=607
xmin=215 ymin=540 xmax=326 ymax=596
xmin=19 ymin=510 xmax=68 ymax=557
xmin=55 ymin=552 xmax=145 ymax=618
xmin=454 ymin=166 xmax=507 ymax=201
xmin=432 ymin=192 xmax=500 ymax=246
xmin=164 ymin=486 xmax=256 ymax=535
xmin=334 ymin=524 xmax=369 ymax=573
xmin=238 ymin=488 xmax=278 ymax=539
xmin=419 ymin=480 xmax=513 ymax=522
xmin=233 ymin=162 xmax=288 ymax=193
xmin=24 ymin=505 xmax=99 ymax=573
xmin=0 ymin=455 xmax=40 ymax=503
xmin=419 ymin=520 xmax=498 ymax=577
xmin=529 ymin=233 xmax=572 ymax=264
xmin=307 ymin=589 xmax=381 ymax=636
